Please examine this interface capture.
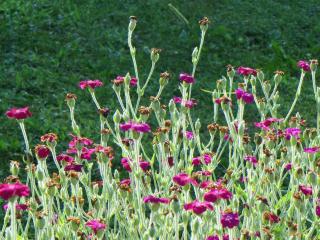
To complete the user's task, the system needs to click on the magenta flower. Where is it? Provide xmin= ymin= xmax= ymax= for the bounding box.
xmin=244 ymin=155 xmax=258 ymax=167
xmin=192 ymin=157 xmax=201 ymax=166
xmin=68 ymin=135 xmax=93 ymax=148
xmin=316 ymin=205 xmax=320 ymax=217
xmin=235 ymin=88 xmax=245 ymax=99
xmin=167 ymin=156 xmax=174 ymax=167
xmin=57 ymin=153 xmax=74 ymax=163
xmin=132 ymin=123 xmax=151 ymax=133
xmin=119 ymin=178 xmax=131 ymax=188
xmin=119 ymin=122 xmax=133 ymax=132
xmin=0 ymin=183 xmax=30 ymax=201
xmin=64 ymin=163 xmax=83 ymax=172
xmin=184 ymin=200 xmax=214 ymax=215
xmin=304 ymin=147 xmax=320 ymax=154
xmin=297 ymin=60 xmax=310 ymax=72
xmin=79 ymin=80 xmax=103 ymax=90
xmin=284 ymin=163 xmax=292 ymax=171
xmin=185 ymin=131 xmax=194 ymax=140
xmin=173 ymin=96 xmax=182 ymax=104
xmin=255 ymin=118 xmax=282 ymax=131
xmin=130 ymin=77 xmax=138 ymax=86
xmin=6 ymin=107 xmax=32 ymax=120
xmin=85 ymin=219 xmax=106 ymax=234
xmin=80 ymin=147 xmax=96 ymax=160
xmin=139 ymin=161 xmax=150 ymax=172
xmin=121 ymin=157 xmax=132 ymax=172
xmin=235 ymin=88 xmax=254 ymax=104
xmin=192 ymin=154 xmax=212 ymax=166
xmin=204 ymin=188 xmax=232 ymax=202
xmin=267 ymin=212 xmax=280 ymax=224
xmin=119 ymin=122 xmax=151 ymax=133
xmin=221 ymin=211 xmax=239 ymax=228
xmin=3 ymin=203 xmax=28 ymax=211
xmin=284 ymin=128 xmax=301 ymax=140
xmin=237 ymin=66 xmax=257 ymax=76
xmin=173 ymin=173 xmax=198 ymax=186
xmin=35 ymin=145 xmax=50 ymax=159
xmin=143 ymin=195 xmax=171 ymax=204
xmin=299 ymin=185 xmax=313 ymax=196
xmin=206 ymin=235 xmax=219 ymax=240
xmin=179 ymin=73 xmax=195 ymax=84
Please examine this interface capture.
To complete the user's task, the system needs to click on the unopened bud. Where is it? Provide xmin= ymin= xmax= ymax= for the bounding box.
xmin=128 ymin=16 xmax=137 ymax=32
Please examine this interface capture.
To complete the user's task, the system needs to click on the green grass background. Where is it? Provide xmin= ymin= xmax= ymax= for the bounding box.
xmin=0 ymin=0 xmax=320 ymax=179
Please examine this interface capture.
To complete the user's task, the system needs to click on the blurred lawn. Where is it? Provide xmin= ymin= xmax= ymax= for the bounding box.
xmin=0 ymin=0 xmax=320 ymax=178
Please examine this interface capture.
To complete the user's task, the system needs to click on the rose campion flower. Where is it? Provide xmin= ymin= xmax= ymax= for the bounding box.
xmin=179 ymin=73 xmax=195 ymax=84
xmin=316 ymin=205 xmax=320 ymax=217
xmin=64 ymin=164 xmax=83 ymax=172
xmin=119 ymin=122 xmax=151 ymax=133
xmin=235 ymin=88 xmax=245 ymax=99
xmin=68 ymin=135 xmax=93 ymax=148
xmin=264 ymin=212 xmax=280 ymax=224
xmin=121 ymin=157 xmax=132 ymax=172
xmin=6 ymin=107 xmax=32 ymax=120
xmin=132 ymin=123 xmax=151 ymax=133
xmin=85 ymin=219 xmax=106 ymax=234
xmin=112 ymin=75 xmax=137 ymax=86
xmin=220 ymin=211 xmax=240 ymax=228
xmin=206 ymin=235 xmax=219 ymax=240
xmin=57 ymin=154 xmax=74 ymax=163
xmin=244 ymin=155 xmax=258 ymax=167
xmin=299 ymin=185 xmax=313 ymax=196
xmin=79 ymin=80 xmax=103 ymax=90
xmin=0 ymin=182 xmax=30 ymax=200
xmin=3 ymin=203 xmax=28 ymax=211
xmin=185 ymin=131 xmax=194 ymax=140
xmin=254 ymin=118 xmax=282 ymax=131
xmin=237 ymin=66 xmax=257 ymax=76
xmin=173 ymin=96 xmax=182 ymax=104
xmin=173 ymin=173 xmax=198 ymax=186
xmin=119 ymin=122 xmax=133 ymax=132
xmin=184 ymin=200 xmax=214 ymax=215
xmin=167 ymin=156 xmax=174 ymax=167
xmin=130 ymin=77 xmax=137 ymax=86
xmin=303 ymin=147 xmax=320 ymax=154
xmin=40 ymin=133 xmax=58 ymax=143
xmin=35 ymin=145 xmax=50 ymax=159
xmin=204 ymin=188 xmax=232 ymax=202
xmin=235 ymin=88 xmax=254 ymax=104
xmin=284 ymin=163 xmax=292 ymax=171
xmin=143 ymin=195 xmax=170 ymax=204
xmin=139 ymin=161 xmax=150 ymax=172
xmin=297 ymin=60 xmax=311 ymax=72
xmin=284 ymin=128 xmax=301 ymax=140
xmin=119 ymin=179 xmax=131 ymax=188
xmin=80 ymin=147 xmax=96 ymax=160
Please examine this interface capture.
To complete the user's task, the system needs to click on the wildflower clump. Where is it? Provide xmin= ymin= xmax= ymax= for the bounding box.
xmin=1 ymin=16 xmax=320 ymax=240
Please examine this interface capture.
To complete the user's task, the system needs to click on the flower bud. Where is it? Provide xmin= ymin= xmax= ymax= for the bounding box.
xmin=128 ymin=16 xmax=137 ymax=32
xmin=113 ymin=110 xmax=121 ymax=124
xmin=151 ymin=48 xmax=161 ymax=63
xmin=227 ymin=65 xmax=235 ymax=79
xmin=65 ymin=93 xmax=77 ymax=109
xmin=172 ymin=200 xmax=180 ymax=214
xmin=199 ymin=16 xmax=209 ymax=32
xmin=310 ymin=59 xmax=318 ymax=72
xmin=257 ymin=69 xmax=264 ymax=81
xmin=274 ymin=70 xmax=284 ymax=84
xmin=195 ymin=119 xmax=201 ymax=132
xmin=192 ymin=47 xmax=199 ymax=64
xmin=10 ymin=161 xmax=20 ymax=176
xmin=159 ymin=71 xmax=170 ymax=87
